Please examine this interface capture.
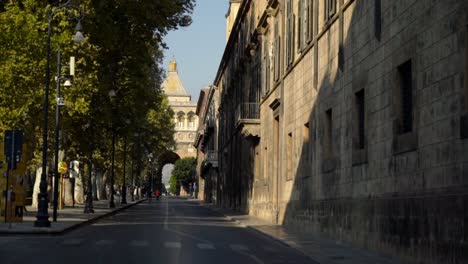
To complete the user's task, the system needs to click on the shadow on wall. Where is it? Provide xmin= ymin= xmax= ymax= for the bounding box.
xmin=278 ymin=1 xmax=467 ymax=264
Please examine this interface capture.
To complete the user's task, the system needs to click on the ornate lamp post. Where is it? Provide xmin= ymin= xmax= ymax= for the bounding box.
xmin=36 ymin=0 xmax=84 ymax=228
xmin=52 ymin=51 xmax=74 ymax=222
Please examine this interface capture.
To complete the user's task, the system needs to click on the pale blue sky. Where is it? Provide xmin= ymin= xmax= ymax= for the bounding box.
xmin=162 ymin=0 xmax=229 ymax=102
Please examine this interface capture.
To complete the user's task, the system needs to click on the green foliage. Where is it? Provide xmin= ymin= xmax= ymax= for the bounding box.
xmin=169 ymin=175 xmax=178 ymax=195
xmin=0 ymin=0 xmax=195 ymax=181
xmin=171 ymin=157 xmax=195 ymax=192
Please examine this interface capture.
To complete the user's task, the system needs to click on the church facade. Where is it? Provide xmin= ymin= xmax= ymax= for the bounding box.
xmin=161 ymin=59 xmax=198 ymax=159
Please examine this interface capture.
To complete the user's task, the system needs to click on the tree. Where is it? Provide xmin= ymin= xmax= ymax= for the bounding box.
xmin=169 ymin=175 xmax=178 ymax=195
xmin=0 ymin=0 xmax=195 ymax=200
xmin=171 ymin=157 xmax=195 ymax=194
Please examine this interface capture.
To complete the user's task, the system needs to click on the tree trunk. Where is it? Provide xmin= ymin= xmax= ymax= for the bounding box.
xmin=92 ymin=170 xmax=98 ymax=200
xmin=99 ymin=170 xmax=109 ymax=200
xmin=32 ymin=167 xmax=42 ymax=209
xmin=74 ymin=176 xmax=84 ymax=204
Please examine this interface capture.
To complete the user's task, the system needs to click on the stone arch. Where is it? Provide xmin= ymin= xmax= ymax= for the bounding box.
xmin=155 ymin=150 xmax=181 ymax=192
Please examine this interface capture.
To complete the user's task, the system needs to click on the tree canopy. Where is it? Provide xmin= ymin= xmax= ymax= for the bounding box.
xmin=170 ymin=157 xmax=195 ymax=195
xmin=0 ymin=0 xmax=195 ymax=184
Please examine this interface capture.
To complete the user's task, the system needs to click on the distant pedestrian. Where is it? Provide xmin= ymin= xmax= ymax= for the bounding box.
xmin=193 ymin=182 xmax=198 ymax=199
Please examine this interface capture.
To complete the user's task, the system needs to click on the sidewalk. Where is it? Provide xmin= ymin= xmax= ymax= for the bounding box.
xmin=0 ymin=196 xmax=146 ymax=235
xmin=200 ymin=202 xmax=406 ymax=264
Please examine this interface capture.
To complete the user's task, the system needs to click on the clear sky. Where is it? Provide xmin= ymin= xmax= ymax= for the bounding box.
xmin=162 ymin=0 xmax=229 ymax=102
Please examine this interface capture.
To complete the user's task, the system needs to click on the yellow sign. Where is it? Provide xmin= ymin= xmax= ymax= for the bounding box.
xmin=58 ymin=161 xmax=68 ymax=174
xmin=0 ymin=143 xmax=26 ymax=223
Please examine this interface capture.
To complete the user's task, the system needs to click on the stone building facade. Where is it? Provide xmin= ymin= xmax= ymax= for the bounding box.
xmin=161 ymin=59 xmax=198 ymax=159
xmin=194 ymin=87 xmax=220 ymax=203
xmin=211 ymin=0 xmax=468 ymax=263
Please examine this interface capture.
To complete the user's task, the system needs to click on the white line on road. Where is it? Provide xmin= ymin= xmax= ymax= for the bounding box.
xmin=164 ymin=242 xmax=181 ymax=249
xmin=95 ymin=240 xmax=115 ymax=246
xmin=129 ymin=240 xmax=149 ymax=247
xmin=197 ymin=243 xmax=215 ymax=250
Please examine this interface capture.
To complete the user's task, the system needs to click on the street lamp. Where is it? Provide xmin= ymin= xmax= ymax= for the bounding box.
xmin=36 ymin=0 xmax=84 ymax=228
xmin=109 ymin=89 xmax=116 ymax=208
xmin=52 ymin=51 xmax=75 ymax=222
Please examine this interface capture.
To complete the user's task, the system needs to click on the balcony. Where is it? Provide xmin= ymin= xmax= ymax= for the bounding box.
xmin=236 ymin=103 xmax=260 ymax=139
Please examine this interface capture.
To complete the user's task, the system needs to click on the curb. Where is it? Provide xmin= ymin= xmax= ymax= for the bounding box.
xmin=244 ymin=226 xmax=320 ymax=263
xmin=0 ymin=199 xmax=147 ymax=236
xmin=194 ymin=201 xmax=242 ymax=225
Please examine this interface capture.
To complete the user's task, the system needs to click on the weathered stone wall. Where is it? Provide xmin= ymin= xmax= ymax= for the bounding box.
xmin=274 ymin=0 xmax=468 ymax=263
xmin=215 ymin=0 xmax=468 ymax=263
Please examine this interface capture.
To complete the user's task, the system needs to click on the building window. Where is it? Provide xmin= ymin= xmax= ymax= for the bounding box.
xmin=255 ymin=54 xmax=261 ymax=102
xmin=286 ymin=0 xmax=295 ymax=66
xmin=374 ymin=0 xmax=382 ymax=40
xmin=303 ymin=122 xmax=310 ymax=161
xmin=287 ymin=132 xmax=293 ymax=180
xmin=177 ymin=113 xmax=185 ymax=128
xmin=398 ymin=60 xmax=413 ymax=134
xmin=324 ymin=108 xmax=333 ymax=158
xmin=298 ymin=0 xmax=303 ymax=51
xmin=263 ymin=35 xmax=271 ymax=95
xmin=274 ymin=116 xmax=280 ymax=181
xmin=305 ymin=0 xmax=313 ymax=43
xmin=462 ymin=24 xmax=468 ymax=139
xmin=324 ymin=0 xmax=336 ymax=21
xmin=355 ymin=89 xmax=365 ymax=149
xmin=188 ymin=119 xmax=194 ymax=128
xmin=188 ymin=112 xmax=195 ymax=128
xmin=178 ymin=118 xmax=184 ymax=128
xmin=465 ymin=25 xmax=468 ymax=112
xmin=263 ymin=146 xmax=268 ymax=179
xmin=254 ymin=144 xmax=260 ymax=181
xmin=274 ymin=18 xmax=281 ymax=81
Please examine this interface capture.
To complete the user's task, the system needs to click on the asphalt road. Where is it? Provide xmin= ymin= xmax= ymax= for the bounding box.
xmin=0 ymin=198 xmax=316 ymax=264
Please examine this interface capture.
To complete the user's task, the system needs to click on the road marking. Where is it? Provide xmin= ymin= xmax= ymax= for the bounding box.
xmin=164 ymin=242 xmax=181 ymax=249
xmin=129 ymin=240 xmax=149 ymax=247
xmin=62 ymin=238 xmax=84 ymax=246
xmin=230 ymin=244 xmax=249 ymax=251
xmin=197 ymin=243 xmax=215 ymax=250
xmin=95 ymin=240 xmax=115 ymax=246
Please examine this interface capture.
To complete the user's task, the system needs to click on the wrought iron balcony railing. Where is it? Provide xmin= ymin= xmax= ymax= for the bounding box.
xmin=236 ymin=103 xmax=260 ymax=123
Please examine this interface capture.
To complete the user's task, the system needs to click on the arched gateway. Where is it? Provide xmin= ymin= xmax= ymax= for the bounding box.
xmin=161 ymin=58 xmax=198 ymax=159
xmin=157 ymin=59 xmax=197 ymax=194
